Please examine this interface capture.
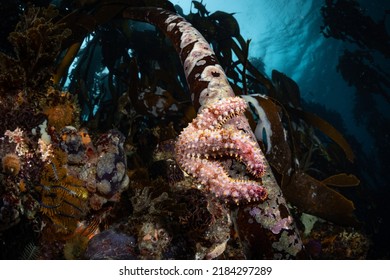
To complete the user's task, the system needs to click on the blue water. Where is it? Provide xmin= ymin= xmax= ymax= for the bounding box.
xmin=174 ymin=0 xmax=390 ymax=156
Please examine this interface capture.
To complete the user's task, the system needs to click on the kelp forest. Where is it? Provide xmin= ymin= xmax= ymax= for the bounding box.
xmin=0 ymin=0 xmax=388 ymax=260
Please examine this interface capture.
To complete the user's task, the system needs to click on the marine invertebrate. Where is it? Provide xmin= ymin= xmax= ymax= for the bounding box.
xmin=0 ymin=126 xmax=45 ymax=231
xmin=63 ymin=218 xmax=100 ymax=260
xmin=138 ymin=221 xmax=171 ymax=259
xmin=4 ymin=127 xmax=29 ymax=157
xmin=60 ymin=128 xmax=129 ymax=211
xmin=59 ymin=126 xmax=88 ymax=165
xmin=36 ymin=148 xmax=88 ymax=234
xmin=93 ymin=129 xmax=129 ymax=206
xmin=1 ymin=153 xmax=21 ymax=176
xmin=175 ymin=96 xmax=267 ymax=203
xmin=84 ymin=228 xmax=137 ymax=260
xmin=42 ymin=87 xmax=80 ymax=132
xmin=20 ymin=242 xmax=41 ymax=260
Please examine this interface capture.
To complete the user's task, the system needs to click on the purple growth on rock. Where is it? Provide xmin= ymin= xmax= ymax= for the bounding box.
xmin=85 ymin=228 xmax=137 ymax=260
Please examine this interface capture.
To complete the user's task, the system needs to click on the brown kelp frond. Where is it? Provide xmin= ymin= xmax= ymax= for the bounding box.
xmin=283 ymin=171 xmax=358 ymax=226
xmin=321 ymin=173 xmax=360 ymax=188
xmin=243 ymin=91 xmax=359 ymax=225
xmin=292 ymin=108 xmax=355 ymax=162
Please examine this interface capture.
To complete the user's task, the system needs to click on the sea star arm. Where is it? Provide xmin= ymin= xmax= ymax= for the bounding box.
xmin=181 ymin=157 xmax=266 ymax=203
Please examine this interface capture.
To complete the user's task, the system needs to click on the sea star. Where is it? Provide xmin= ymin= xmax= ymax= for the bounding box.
xmin=174 ymin=96 xmax=267 ymax=204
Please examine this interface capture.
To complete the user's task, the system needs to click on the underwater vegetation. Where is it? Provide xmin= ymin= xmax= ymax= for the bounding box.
xmin=0 ymin=0 xmax=382 ymax=259
xmin=320 ymin=0 xmax=390 ymax=258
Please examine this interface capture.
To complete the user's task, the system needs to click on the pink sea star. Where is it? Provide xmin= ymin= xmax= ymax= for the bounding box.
xmin=174 ymin=96 xmax=267 ymax=204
